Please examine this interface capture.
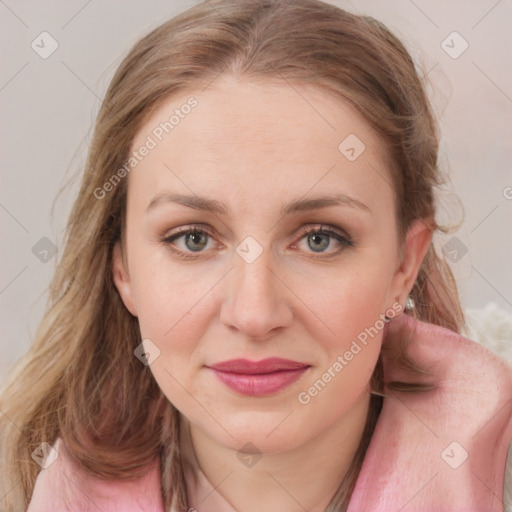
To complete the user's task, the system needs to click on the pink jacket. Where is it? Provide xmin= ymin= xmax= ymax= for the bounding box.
xmin=27 ymin=313 xmax=512 ymax=511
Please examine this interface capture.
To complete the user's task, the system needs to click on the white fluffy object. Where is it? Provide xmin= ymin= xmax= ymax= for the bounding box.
xmin=461 ymin=301 xmax=512 ymax=362
xmin=460 ymin=301 xmax=512 ymax=508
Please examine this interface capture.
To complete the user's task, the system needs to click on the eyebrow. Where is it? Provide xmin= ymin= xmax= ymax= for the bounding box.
xmin=146 ymin=192 xmax=372 ymax=216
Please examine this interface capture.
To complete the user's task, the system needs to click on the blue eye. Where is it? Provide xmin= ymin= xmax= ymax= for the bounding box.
xmin=294 ymin=225 xmax=354 ymax=257
xmin=161 ymin=223 xmax=354 ymax=260
xmin=176 ymin=230 xmax=208 ymax=252
xmin=162 ymin=226 xmax=215 ymax=256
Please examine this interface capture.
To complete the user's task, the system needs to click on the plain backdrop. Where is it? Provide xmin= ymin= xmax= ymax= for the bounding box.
xmin=1 ymin=0 xmax=511 ymax=385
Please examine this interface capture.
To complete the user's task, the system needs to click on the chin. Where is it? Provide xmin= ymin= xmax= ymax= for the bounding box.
xmin=225 ymin=429 xmax=304 ymax=455
xmin=200 ymin=409 xmax=309 ymax=454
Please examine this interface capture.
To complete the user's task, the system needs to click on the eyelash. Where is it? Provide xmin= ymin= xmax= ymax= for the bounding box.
xmin=160 ymin=223 xmax=354 ymax=261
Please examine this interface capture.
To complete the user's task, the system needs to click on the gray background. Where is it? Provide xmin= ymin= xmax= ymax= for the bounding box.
xmin=1 ymin=0 xmax=511 ymax=385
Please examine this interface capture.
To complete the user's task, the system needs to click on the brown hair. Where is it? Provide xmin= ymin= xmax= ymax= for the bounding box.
xmin=0 ymin=0 xmax=465 ymax=510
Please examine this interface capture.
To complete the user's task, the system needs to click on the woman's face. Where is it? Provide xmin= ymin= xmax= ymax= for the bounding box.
xmin=112 ymin=76 xmax=430 ymax=454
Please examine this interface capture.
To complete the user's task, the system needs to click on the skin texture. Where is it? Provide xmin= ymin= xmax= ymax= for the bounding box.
xmin=112 ymin=75 xmax=432 ymax=511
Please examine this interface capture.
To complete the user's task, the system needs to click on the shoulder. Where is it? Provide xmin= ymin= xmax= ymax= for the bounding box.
xmin=27 ymin=438 xmax=165 ymax=512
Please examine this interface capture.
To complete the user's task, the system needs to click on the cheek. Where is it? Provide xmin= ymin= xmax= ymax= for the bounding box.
xmin=295 ymin=265 xmax=390 ymax=400
xmin=129 ymin=245 xmax=209 ymax=344
xmin=127 ymin=249 xmax=215 ymax=399
xmin=131 ymin=268 xmax=208 ymax=414
xmin=295 ymin=279 xmax=386 ymax=415
xmin=295 ymin=339 xmax=379 ymax=432
xmin=295 ymin=261 xmax=391 ymax=344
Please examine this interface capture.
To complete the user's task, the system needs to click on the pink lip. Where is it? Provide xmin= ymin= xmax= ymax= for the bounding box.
xmin=207 ymin=358 xmax=310 ymax=396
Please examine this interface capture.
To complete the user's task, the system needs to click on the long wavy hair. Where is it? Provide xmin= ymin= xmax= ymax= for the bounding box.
xmin=0 ymin=0 xmax=465 ymax=510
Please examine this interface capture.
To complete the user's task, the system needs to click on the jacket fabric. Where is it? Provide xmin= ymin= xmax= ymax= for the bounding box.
xmin=27 ymin=313 xmax=512 ymax=511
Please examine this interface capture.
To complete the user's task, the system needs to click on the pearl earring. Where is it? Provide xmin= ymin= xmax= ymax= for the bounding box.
xmin=404 ymin=295 xmax=415 ymax=311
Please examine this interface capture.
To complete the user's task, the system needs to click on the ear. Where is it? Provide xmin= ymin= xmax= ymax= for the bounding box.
xmin=112 ymin=241 xmax=138 ymax=317
xmin=388 ymin=219 xmax=433 ymax=308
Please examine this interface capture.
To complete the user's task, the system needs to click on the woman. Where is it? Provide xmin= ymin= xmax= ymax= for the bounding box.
xmin=1 ymin=0 xmax=511 ymax=510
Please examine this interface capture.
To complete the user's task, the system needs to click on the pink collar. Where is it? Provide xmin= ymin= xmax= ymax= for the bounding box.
xmin=347 ymin=313 xmax=512 ymax=512
xmin=28 ymin=314 xmax=512 ymax=511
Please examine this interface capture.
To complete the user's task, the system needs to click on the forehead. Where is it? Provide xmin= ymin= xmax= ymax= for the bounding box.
xmin=128 ymin=76 xmax=395 ymax=215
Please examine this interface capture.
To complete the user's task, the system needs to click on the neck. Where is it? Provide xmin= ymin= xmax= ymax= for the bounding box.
xmin=182 ymin=390 xmax=372 ymax=512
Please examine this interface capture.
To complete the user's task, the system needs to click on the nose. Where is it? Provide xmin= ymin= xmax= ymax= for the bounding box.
xmin=219 ymin=247 xmax=294 ymax=341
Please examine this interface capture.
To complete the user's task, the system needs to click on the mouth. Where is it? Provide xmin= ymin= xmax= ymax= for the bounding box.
xmin=206 ymin=358 xmax=311 ymax=396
